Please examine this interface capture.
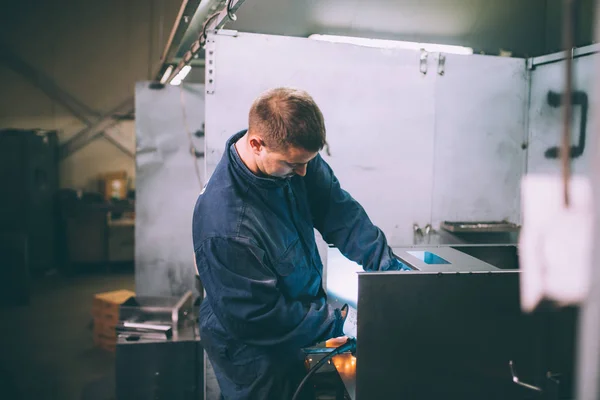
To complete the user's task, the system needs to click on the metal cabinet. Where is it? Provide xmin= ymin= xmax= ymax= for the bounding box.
xmin=0 ymin=129 xmax=59 ymax=273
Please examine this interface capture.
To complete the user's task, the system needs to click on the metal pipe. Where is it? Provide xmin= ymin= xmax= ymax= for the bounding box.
xmin=175 ymin=0 xmax=225 ymax=60
xmin=162 ymin=0 xmax=246 ymax=84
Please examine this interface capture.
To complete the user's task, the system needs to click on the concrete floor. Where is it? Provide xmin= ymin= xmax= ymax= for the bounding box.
xmin=0 ymin=268 xmax=342 ymax=400
xmin=0 ymin=269 xmax=134 ymax=400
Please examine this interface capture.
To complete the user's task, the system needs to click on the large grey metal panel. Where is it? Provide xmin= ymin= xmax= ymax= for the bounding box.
xmin=431 ymin=53 xmax=528 ymax=228
xmin=205 ymin=31 xmax=436 ymax=246
xmin=527 ymin=52 xmax=598 ymax=175
xmin=135 ymin=82 xmax=205 ymax=297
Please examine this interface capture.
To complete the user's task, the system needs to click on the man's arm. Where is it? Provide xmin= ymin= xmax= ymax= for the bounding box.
xmin=305 ymin=154 xmax=400 ymax=271
xmin=195 ymin=236 xmax=346 ymax=349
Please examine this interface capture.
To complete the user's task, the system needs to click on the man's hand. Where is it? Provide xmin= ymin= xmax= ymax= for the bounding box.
xmin=340 ymin=304 xmax=348 ymax=319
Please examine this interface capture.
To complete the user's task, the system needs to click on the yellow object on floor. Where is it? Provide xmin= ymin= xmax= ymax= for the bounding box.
xmin=91 ymin=289 xmax=135 ymax=352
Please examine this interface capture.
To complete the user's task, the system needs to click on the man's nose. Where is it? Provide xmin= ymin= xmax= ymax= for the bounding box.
xmin=294 ymin=165 xmax=307 ymax=177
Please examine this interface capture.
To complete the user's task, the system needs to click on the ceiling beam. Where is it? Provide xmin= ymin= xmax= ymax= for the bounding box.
xmin=59 ymin=98 xmax=134 ymax=160
xmin=156 ymin=0 xmax=247 ymax=83
xmin=158 ymin=0 xmax=204 ymax=73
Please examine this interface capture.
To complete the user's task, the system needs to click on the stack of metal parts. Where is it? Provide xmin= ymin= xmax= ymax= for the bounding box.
xmin=115 ymin=291 xmax=205 ymax=400
xmin=116 ymin=291 xmax=194 ymax=341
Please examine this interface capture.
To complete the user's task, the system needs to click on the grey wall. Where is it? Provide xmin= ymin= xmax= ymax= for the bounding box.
xmin=135 ymin=82 xmax=205 ymax=297
xmin=0 ymin=0 xmax=181 ymax=190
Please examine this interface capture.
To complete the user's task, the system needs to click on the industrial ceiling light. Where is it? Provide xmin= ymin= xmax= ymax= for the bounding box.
xmin=160 ymin=65 xmax=174 ymax=84
xmin=308 ymin=34 xmax=473 ymax=55
xmin=170 ymin=65 xmax=192 ymax=86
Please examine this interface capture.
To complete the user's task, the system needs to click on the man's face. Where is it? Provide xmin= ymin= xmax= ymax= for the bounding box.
xmin=255 ymin=142 xmax=318 ymax=179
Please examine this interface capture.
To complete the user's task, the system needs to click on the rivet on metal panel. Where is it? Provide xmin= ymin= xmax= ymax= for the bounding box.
xmin=419 ymin=50 xmax=428 ymax=74
xmin=438 ymin=54 xmax=446 ymax=76
xmin=206 ymin=39 xmax=216 ymax=95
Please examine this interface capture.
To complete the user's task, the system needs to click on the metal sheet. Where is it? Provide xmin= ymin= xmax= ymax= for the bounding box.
xmin=529 ymin=43 xmax=600 ymax=68
xmin=135 ymin=82 xmax=205 ymax=297
xmin=325 ymin=245 xmax=501 ymax=346
xmin=527 ymin=52 xmax=598 ymax=176
xmin=355 ymin=271 xmax=576 ymax=400
xmin=394 ymin=246 xmax=499 ymax=272
xmin=205 ymin=31 xmax=437 ymax=246
xmin=431 ymin=53 xmax=528 ymax=229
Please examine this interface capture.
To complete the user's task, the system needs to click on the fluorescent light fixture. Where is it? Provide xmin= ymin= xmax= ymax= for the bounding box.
xmin=169 ymin=65 xmax=192 ymax=86
xmin=160 ymin=65 xmax=174 ymax=84
xmin=308 ymin=34 xmax=473 ymax=55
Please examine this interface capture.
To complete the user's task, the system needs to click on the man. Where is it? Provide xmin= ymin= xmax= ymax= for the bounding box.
xmin=192 ymin=87 xmax=405 ymax=399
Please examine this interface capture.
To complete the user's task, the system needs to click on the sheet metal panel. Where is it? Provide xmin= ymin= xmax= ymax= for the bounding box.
xmin=431 ymin=53 xmax=528 ymax=228
xmin=205 ymin=31 xmax=436 ymax=246
xmin=527 ymin=52 xmax=598 ymax=176
xmin=135 ymin=82 xmax=205 ymax=297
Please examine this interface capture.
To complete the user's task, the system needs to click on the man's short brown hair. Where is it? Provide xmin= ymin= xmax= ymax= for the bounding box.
xmin=248 ymin=87 xmax=326 ymax=152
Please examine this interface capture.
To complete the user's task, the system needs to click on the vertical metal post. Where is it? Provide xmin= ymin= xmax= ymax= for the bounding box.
xmin=561 ymin=0 xmax=575 ymax=207
xmin=575 ymin=1 xmax=600 ymax=398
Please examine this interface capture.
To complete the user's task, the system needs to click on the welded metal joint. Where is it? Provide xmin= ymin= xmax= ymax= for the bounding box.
xmin=419 ymin=50 xmax=428 ymax=74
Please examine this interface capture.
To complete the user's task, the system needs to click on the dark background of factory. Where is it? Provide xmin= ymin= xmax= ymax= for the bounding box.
xmin=0 ymin=1 xmax=599 ymax=399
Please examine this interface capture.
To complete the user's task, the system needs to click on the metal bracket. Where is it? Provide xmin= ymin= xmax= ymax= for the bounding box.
xmin=205 ymin=36 xmax=217 ymax=94
xmin=413 ymin=224 xmax=424 ymax=245
xmin=419 ymin=50 xmax=428 ymax=74
xmin=215 ymin=29 xmax=239 ymax=37
xmin=438 ymin=54 xmax=446 ymax=76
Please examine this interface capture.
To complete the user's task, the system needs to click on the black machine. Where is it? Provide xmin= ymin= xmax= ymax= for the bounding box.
xmin=325 ymin=245 xmax=577 ymax=400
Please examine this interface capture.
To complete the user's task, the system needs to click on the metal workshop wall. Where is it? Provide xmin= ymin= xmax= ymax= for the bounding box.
xmin=204 ymin=31 xmax=437 ymax=247
xmin=135 ymin=82 xmax=205 ymax=297
xmin=527 ymin=49 xmax=599 ymax=176
xmin=204 ymin=31 xmax=529 ymax=246
xmin=430 ymin=53 xmax=528 ymax=229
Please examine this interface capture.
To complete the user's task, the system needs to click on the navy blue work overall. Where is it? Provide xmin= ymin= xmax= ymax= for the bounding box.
xmin=192 ymin=131 xmax=401 ymax=399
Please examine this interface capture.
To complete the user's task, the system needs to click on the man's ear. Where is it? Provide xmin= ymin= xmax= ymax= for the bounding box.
xmin=248 ymin=136 xmax=264 ymax=155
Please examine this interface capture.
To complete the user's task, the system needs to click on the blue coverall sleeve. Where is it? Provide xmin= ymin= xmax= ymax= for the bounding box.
xmin=195 ymin=236 xmax=345 ymax=349
xmin=305 ymin=154 xmax=399 ymax=271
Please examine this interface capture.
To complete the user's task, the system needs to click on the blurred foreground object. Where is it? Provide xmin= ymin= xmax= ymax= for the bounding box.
xmin=519 ymin=175 xmax=594 ymax=312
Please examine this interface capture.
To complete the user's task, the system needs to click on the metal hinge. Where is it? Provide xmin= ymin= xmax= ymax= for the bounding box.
xmin=438 ymin=54 xmax=446 ymax=76
xmin=419 ymin=50 xmax=428 ymax=74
